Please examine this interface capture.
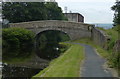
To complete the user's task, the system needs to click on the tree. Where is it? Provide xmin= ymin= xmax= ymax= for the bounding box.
xmin=2 ymin=2 xmax=67 ymax=23
xmin=45 ymin=2 xmax=67 ymax=20
xmin=111 ymin=1 xmax=120 ymax=25
xmin=2 ymin=2 xmax=47 ymax=23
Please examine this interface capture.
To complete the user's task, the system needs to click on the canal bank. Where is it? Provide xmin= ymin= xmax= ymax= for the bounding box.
xmin=33 ymin=43 xmax=84 ymax=77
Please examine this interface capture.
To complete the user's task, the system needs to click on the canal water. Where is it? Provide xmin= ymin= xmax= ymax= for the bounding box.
xmin=2 ymin=30 xmax=69 ymax=78
xmin=1 ymin=44 xmax=66 ymax=78
xmin=0 ymin=62 xmax=2 ymax=79
xmin=2 ymin=63 xmax=42 ymax=78
xmin=1 ymin=54 xmax=50 ymax=78
xmin=2 ymin=45 xmax=67 ymax=78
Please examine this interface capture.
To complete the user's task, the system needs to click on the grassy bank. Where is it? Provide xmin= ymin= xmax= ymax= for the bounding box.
xmin=71 ymin=38 xmax=109 ymax=59
xmin=97 ymin=27 xmax=118 ymax=50
xmin=33 ymin=43 xmax=84 ymax=77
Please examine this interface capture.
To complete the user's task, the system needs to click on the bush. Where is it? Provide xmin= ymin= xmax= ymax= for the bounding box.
xmin=2 ymin=27 xmax=35 ymax=59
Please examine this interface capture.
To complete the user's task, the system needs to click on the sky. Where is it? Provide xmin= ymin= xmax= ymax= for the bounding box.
xmin=0 ymin=0 xmax=116 ymax=23
xmin=56 ymin=0 xmax=116 ymax=23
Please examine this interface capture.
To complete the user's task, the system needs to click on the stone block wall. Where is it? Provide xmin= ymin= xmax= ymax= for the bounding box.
xmin=91 ymin=26 xmax=110 ymax=49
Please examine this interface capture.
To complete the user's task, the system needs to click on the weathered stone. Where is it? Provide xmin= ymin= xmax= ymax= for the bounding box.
xmin=9 ymin=20 xmax=108 ymax=49
xmin=9 ymin=20 xmax=93 ymax=40
xmin=91 ymin=27 xmax=110 ymax=49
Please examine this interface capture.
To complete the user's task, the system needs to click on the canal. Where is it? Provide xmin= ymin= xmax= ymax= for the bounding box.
xmin=2 ymin=30 xmax=70 ymax=78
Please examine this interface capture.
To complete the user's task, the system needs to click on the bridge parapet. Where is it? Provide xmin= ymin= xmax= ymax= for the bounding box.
xmin=9 ymin=20 xmax=93 ymax=30
xmin=9 ymin=20 xmax=93 ymax=40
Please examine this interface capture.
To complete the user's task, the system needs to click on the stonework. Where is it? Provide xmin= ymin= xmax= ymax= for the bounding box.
xmin=10 ymin=20 xmax=109 ymax=49
xmin=91 ymin=27 xmax=110 ymax=49
xmin=10 ymin=20 xmax=92 ymax=40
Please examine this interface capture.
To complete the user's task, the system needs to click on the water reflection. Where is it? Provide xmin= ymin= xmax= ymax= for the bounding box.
xmin=2 ymin=63 xmax=42 ymax=78
xmin=36 ymin=30 xmax=70 ymax=60
xmin=0 ymin=62 xmax=2 ymax=79
xmin=2 ymin=55 xmax=49 ymax=78
xmin=37 ymin=42 xmax=63 ymax=60
xmin=2 ymin=30 xmax=69 ymax=78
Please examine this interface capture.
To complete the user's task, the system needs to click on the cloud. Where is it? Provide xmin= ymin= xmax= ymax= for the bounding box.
xmin=57 ymin=1 xmax=115 ymax=23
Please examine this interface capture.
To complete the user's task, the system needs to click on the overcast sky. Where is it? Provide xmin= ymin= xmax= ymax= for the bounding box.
xmin=0 ymin=0 xmax=116 ymax=23
xmin=56 ymin=0 xmax=116 ymax=23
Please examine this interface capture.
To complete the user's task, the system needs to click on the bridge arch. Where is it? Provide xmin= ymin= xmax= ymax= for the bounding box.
xmin=35 ymin=30 xmax=71 ymax=59
xmin=9 ymin=20 xmax=94 ymax=59
xmin=35 ymin=29 xmax=70 ymax=49
xmin=35 ymin=29 xmax=71 ymax=40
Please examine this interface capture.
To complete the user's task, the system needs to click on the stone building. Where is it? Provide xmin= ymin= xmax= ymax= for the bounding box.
xmin=64 ymin=13 xmax=84 ymax=23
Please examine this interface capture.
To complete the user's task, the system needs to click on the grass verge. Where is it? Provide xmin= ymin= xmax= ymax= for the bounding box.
xmin=33 ymin=43 xmax=84 ymax=77
xmin=71 ymin=38 xmax=110 ymax=59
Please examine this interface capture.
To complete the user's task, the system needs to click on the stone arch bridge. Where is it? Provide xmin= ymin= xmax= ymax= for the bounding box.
xmin=9 ymin=20 xmax=94 ymax=40
xmin=9 ymin=20 xmax=109 ymax=68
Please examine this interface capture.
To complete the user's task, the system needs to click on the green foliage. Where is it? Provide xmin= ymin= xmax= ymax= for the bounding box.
xmin=2 ymin=27 xmax=35 ymax=61
xmin=96 ymin=27 xmax=106 ymax=31
xmin=111 ymin=1 xmax=120 ymax=37
xmin=97 ymin=27 xmax=118 ymax=50
xmin=45 ymin=2 xmax=68 ymax=20
xmin=2 ymin=2 xmax=47 ymax=23
xmin=111 ymin=1 xmax=120 ymax=25
xmin=109 ymin=52 xmax=119 ymax=67
xmin=113 ymin=25 xmax=120 ymax=39
xmin=106 ymin=28 xmax=120 ymax=73
xmin=2 ymin=2 xmax=67 ymax=23
xmin=95 ymin=28 xmax=119 ymax=74
xmin=105 ymin=28 xmax=118 ymax=50
xmin=59 ymin=42 xmax=71 ymax=53
xmin=3 ymin=27 xmax=35 ymax=47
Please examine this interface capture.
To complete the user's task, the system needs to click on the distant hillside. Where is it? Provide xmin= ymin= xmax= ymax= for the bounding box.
xmin=94 ymin=23 xmax=113 ymax=29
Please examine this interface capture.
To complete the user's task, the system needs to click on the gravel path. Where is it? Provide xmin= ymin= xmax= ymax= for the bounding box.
xmin=79 ymin=43 xmax=113 ymax=77
xmin=67 ymin=42 xmax=113 ymax=79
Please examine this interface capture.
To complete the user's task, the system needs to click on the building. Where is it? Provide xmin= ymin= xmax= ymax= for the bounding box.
xmin=64 ymin=13 xmax=84 ymax=23
xmin=47 ymin=0 xmax=56 ymax=2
